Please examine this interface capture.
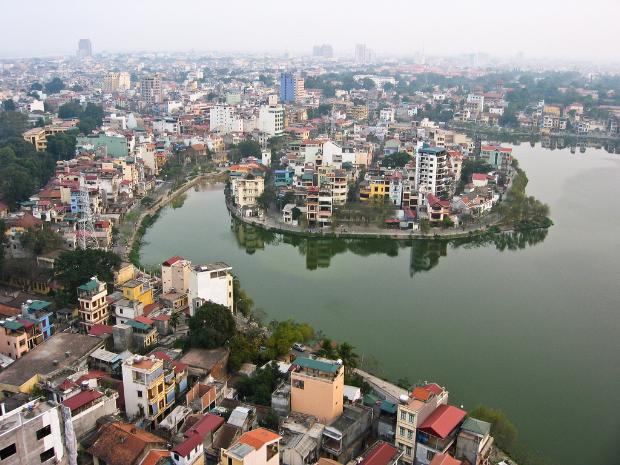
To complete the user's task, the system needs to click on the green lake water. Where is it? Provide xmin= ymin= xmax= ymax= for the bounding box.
xmin=141 ymin=144 xmax=620 ymax=465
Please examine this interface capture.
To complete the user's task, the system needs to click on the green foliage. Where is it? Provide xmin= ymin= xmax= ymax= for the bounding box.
xmin=233 ymin=276 xmax=254 ymax=317
xmin=58 ymin=101 xmax=83 ymax=119
xmin=235 ymin=361 xmax=284 ymax=406
xmin=30 ymin=82 xmax=43 ymax=91
xmin=0 ymin=135 xmax=55 ymax=207
xmin=260 ymin=408 xmax=280 ymax=430
xmin=257 ymin=184 xmax=275 ymax=211
xmin=441 ymin=216 xmax=454 ymax=228
xmin=460 ymin=159 xmax=494 ymax=184
xmin=396 ymin=377 xmax=412 ymax=390
xmin=46 ymin=131 xmax=77 ymax=161
xmin=53 ymin=249 xmax=122 ymax=305
xmin=188 ymin=302 xmax=236 ymax=349
xmin=498 ymin=169 xmax=551 ymax=228
xmin=2 ymin=100 xmax=16 ymax=111
xmin=381 ymin=151 xmax=411 ymax=168
xmin=228 ymin=330 xmax=264 ymax=371
xmin=266 ymin=320 xmax=315 ymax=357
xmin=141 ymin=196 xmax=155 ymax=207
xmin=20 ymin=226 xmax=62 ymax=255
xmin=0 ymin=111 xmax=28 ymax=139
xmin=44 ymin=77 xmax=65 ymax=95
xmin=469 ymin=404 xmax=518 ymax=452
xmin=420 ymin=218 xmax=431 ymax=234
xmin=0 ymin=221 xmax=5 ymax=275
xmin=360 ymin=78 xmax=376 ymax=90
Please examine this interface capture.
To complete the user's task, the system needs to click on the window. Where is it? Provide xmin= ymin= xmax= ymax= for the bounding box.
xmin=0 ymin=444 xmax=16 ymax=460
xmin=399 ymin=426 xmax=405 ymax=436
xmin=400 ymin=410 xmax=406 ymax=420
xmin=40 ymin=447 xmax=55 ymax=462
xmin=36 ymin=425 xmax=52 ymax=440
xmin=137 ymin=390 xmax=143 ymax=398
xmin=407 ymin=429 xmax=413 ymax=439
xmin=406 ymin=446 xmax=412 ymax=457
xmin=408 ymin=413 xmax=415 ymax=423
xmin=426 ymin=451 xmax=435 ymax=461
xmin=293 ymin=379 xmax=304 ymax=389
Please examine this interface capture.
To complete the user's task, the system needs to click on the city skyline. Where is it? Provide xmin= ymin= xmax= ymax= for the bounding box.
xmin=0 ymin=0 xmax=618 ymax=63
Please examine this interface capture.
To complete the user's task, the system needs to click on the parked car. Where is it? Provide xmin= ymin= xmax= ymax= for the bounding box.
xmin=292 ymin=343 xmax=305 ymax=352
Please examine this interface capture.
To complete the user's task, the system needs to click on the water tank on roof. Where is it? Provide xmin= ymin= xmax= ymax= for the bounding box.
xmin=399 ymin=394 xmax=409 ymax=404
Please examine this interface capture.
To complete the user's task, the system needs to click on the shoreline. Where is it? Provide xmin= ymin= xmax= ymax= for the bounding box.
xmin=224 ymin=191 xmax=549 ymax=242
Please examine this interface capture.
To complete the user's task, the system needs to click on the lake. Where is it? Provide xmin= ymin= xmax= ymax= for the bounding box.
xmin=141 ymin=143 xmax=620 ymax=465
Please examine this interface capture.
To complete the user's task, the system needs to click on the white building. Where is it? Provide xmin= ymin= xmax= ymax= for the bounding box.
xmin=153 ymin=117 xmax=180 ymax=134
xmin=122 ymin=355 xmax=165 ymax=423
xmin=232 ymin=174 xmax=265 ymax=208
xmin=259 ymin=96 xmax=284 ymax=136
xmin=414 ymin=146 xmax=450 ymax=197
xmin=187 ymin=262 xmax=234 ymax=315
xmin=0 ymin=398 xmax=65 ymax=465
xmin=210 ymin=105 xmax=243 ymax=134
xmin=379 ymin=108 xmax=395 ymax=122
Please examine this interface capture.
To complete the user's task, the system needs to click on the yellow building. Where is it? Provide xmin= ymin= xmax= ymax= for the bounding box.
xmin=22 ymin=124 xmax=75 ymax=151
xmin=114 ymin=262 xmax=136 ymax=286
xmin=121 ymin=279 xmax=155 ymax=306
xmin=359 ymin=178 xmax=389 ymax=202
xmin=290 ymin=357 xmax=344 ymax=424
xmin=78 ymin=277 xmax=110 ymax=329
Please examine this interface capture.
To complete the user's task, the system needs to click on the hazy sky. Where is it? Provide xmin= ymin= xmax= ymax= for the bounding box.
xmin=1 ymin=0 xmax=618 ymax=62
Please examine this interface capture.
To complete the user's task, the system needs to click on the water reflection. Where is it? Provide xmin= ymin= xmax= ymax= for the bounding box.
xmin=231 ymin=219 xmax=549 ymax=275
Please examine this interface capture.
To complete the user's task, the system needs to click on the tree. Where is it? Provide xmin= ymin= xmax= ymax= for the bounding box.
xmin=441 ymin=216 xmax=454 ymax=228
xmin=53 ymin=249 xmax=121 ymax=305
xmin=44 ymin=77 xmax=65 ymax=95
xmin=235 ymin=362 xmax=284 ymax=405
xmin=460 ymin=159 xmax=493 ymax=184
xmin=233 ymin=276 xmax=254 ymax=317
xmin=46 ymin=131 xmax=77 ymax=161
xmin=237 ymin=140 xmax=262 ymax=158
xmin=30 ymin=82 xmax=43 ymax=91
xmin=257 ymin=185 xmax=275 ymax=211
xmin=169 ymin=311 xmax=181 ymax=331
xmin=261 ymin=409 xmax=280 ymax=430
xmin=2 ymin=100 xmax=16 ymax=112
xmin=420 ymin=218 xmax=431 ymax=234
xmin=337 ymin=342 xmax=359 ymax=372
xmin=188 ymin=302 xmax=236 ymax=349
xmin=20 ymin=226 xmax=62 ymax=255
xmin=0 ymin=221 xmax=5 ymax=275
xmin=266 ymin=320 xmax=315 ymax=357
xmin=71 ymin=84 xmax=84 ymax=92
xmin=58 ymin=101 xmax=83 ymax=119
xmin=316 ymin=338 xmax=338 ymax=359
xmin=381 ymin=151 xmax=411 ymax=168
xmin=361 ymin=78 xmax=376 ymax=90
xmin=0 ymin=111 xmax=28 ymax=139
xmin=469 ymin=405 xmax=518 ymax=452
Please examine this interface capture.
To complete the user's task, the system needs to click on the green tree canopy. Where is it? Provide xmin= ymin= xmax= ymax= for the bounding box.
xmin=44 ymin=77 xmax=65 ymax=95
xmin=58 ymin=100 xmax=83 ymax=119
xmin=30 ymin=82 xmax=43 ymax=91
xmin=469 ymin=404 xmax=518 ymax=451
xmin=53 ymin=249 xmax=122 ymax=305
xmin=381 ymin=151 xmax=411 ymax=168
xmin=0 ymin=112 xmax=28 ymax=139
xmin=20 ymin=226 xmax=62 ymax=255
xmin=266 ymin=319 xmax=315 ymax=357
xmin=235 ymin=361 xmax=284 ymax=406
xmin=46 ymin=131 xmax=77 ymax=161
xmin=189 ymin=301 xmax=236 ymax=349
xmin=2 ymin=100 xmax=16 ymax=112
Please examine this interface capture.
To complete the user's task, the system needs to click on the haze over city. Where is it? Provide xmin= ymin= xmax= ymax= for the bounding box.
xmin=1 ymin=0 xmax=619 ymax=62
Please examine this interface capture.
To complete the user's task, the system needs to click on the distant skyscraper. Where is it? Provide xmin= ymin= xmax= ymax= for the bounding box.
xmin=141 ymin=74 xmax=162 ymax=105
xmin=279 ymin=72 xmax=295 ymax=103
xmin=77 ymin=39 xmax=92 ymax=58
xmin=355 ymin=43 xmax=373 ymax=64
xmin=313 ymin=44 xmax=333 ymax=58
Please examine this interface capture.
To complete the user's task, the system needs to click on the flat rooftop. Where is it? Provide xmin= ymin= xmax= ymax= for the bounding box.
xmin=0 ymin=333 xmax=104 ymax=388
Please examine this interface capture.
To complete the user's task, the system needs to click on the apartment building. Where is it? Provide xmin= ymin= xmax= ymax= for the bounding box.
xmin=233 ymin=174 xmax=265 ymax=208
xmin=78 ymin=277 xmax=109 ymax=330
xmin=291 ymin=357 xmax=344 ymax=424
xmin=122 ymin=355 xmax=167 ymax=424
xmin=121 ymin=279 xmax=154 ymax=306
xmin=187 ymin=262 xmax=234 ymax=315
xmin=221 ymin=428 xmax=281 ymax=465
xmin=414 ymin=147 xmax=450 ymax=197
xmin=0 ymin=320 xmax=31 ymax=360
xmin=259 ymin=96 xmax=284 ymax=136
xmin=103 ymin=71 xmax=131 ymax=92
xmin=22 ymin=124 xmax=74 ymax=151
xmin=162 ymin=256 xmax=192 ymax=294
xmin=480 ymin=145 xmax=512 ymax=173
xmin=395 ymin=384 xmax=448 ymax=464
xmin=0 ymin=398 xmax=65 ymax=465
xmin=142 ymin=74 xmax=163 ymax=105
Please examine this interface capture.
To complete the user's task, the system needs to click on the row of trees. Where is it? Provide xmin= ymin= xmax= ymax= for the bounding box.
xmin=498 ymin=169 xmax=551 ymax=228
xmin=58 ymin=101 xmax=104 ymax=135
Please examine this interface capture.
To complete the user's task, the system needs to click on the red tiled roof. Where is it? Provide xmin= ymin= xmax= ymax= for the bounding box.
xmin=143 ymin=303 xmax=161 ymax=316
xmin=88 ymin=422 xmax=166 ymax=465
xmin=89 ymin=324 xmax=113 ymax=336
xmin=418 ymin=405 xmax=467 ymax=439
xmin=76 ymin=370 xmax=109 ymax=384
xmin=428 ymin=453 xmax=463 ymax=465
xmin=185 ymin=413 xmax=224 ymax=437
xmin=62 ymin=389 xmax=103 ymax=412
xmin=411 ymin=387 xmax=432 ymax=402
xmin=173 ymin=431 xmax=204 ymax=457
xmin=472 ymin=173 xmax=487 ymax=181
xmin=237 ymin=428 xmax=280 ymax=450
xmin=134 ymin=315 xmax=153 ymax=325
xmin=172 ymin=361 xmax=188 ymax=374
xmin=424 ymin=383 xmax=444 ymax=396
xmin=162 ymin=256 xmax=184 ymax=266
xmin=141 ymin=449 xmax=170 ymax=465
xmin=360 ymin=442 xmax=400 ymax=465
